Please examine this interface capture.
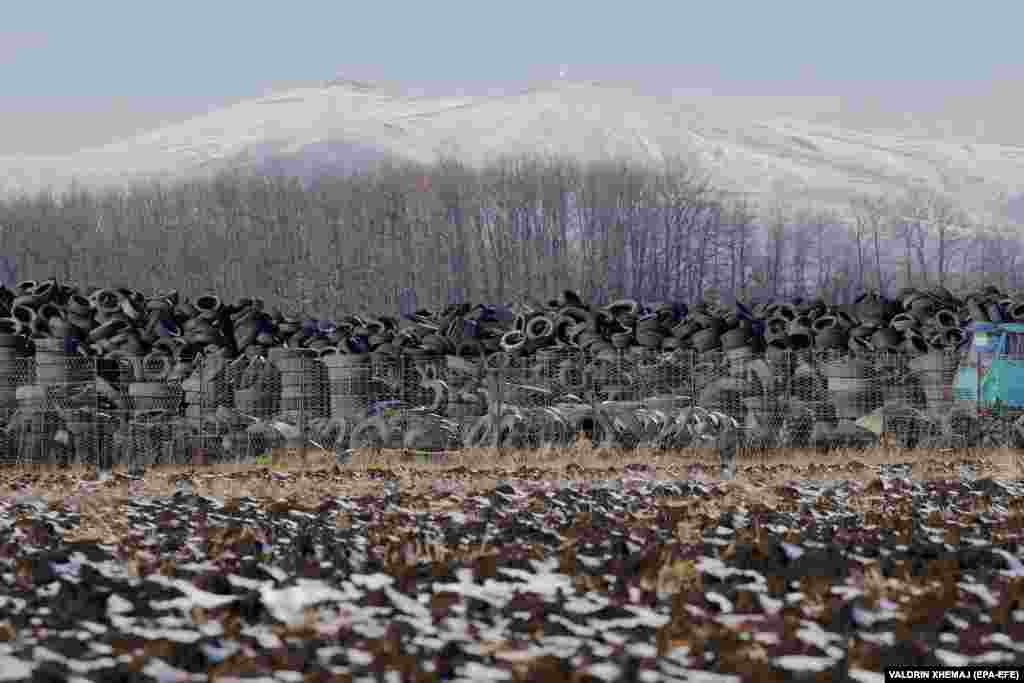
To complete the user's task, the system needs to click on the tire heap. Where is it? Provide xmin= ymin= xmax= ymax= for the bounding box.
xmin=0 ymin=280 xmax=1020 ymax=465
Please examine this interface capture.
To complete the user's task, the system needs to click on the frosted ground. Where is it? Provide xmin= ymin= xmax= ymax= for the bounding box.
xmin=2 ymin=452 xmax=1023 ymax=680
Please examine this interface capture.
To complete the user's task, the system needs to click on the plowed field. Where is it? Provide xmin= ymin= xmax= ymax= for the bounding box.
xmin=1 ymin=446 xmax=1022 ymax=682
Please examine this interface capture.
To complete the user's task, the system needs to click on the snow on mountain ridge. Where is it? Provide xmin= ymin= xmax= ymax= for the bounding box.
xmin=2 ymin=79 xmax=1023 ymax=224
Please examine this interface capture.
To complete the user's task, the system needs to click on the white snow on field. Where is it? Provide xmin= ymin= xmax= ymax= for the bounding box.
xmin=3 ymin=79 xmax=1024 ymax=222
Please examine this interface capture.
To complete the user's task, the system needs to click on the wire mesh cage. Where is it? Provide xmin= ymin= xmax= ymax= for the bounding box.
xmin=0 ymin=342 xmax=1018 ymax=466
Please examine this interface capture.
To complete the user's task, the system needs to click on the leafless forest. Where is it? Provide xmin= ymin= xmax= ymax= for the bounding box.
xmin=0 ymin=153 xmax=1020 ymax=317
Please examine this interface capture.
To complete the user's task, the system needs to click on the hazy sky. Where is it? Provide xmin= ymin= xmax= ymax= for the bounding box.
xmin=2 ymin=0 xmax=1022 ymax=155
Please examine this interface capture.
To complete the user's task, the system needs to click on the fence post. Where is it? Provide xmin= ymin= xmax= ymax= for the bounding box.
xmin=491 ymin=362 xmax=502 ymax=451
xmin=616 ymin=347 xmax=623 ymax=402
xmin=785 ymin=350 xmax=792 ymax=410
xmin=90 ymin=357 xmax=97 ymax=470
xmin=201 ymin=354 xmax=207 ymax=465
xmin=759 ymin=348 xmax=768 ymax=445
xmin=689 ymin=349 xmax=696 ymax=409
xmin=589 ymin=350 xmax=597 ymax=449
xmin=298 ymin=353 xmax=305 ymax=463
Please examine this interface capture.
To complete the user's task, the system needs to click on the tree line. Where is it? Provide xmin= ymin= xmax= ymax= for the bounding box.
xmin=0 ymin=152 xmax=1020 ymax=321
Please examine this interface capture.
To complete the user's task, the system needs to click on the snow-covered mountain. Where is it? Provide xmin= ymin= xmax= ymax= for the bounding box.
xmin=3 ymin=79 xmax=1024 ymax=223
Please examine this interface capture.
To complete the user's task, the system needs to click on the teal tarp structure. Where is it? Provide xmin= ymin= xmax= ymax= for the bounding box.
xmin=955 ymin=322 xmax=1024 ymax=409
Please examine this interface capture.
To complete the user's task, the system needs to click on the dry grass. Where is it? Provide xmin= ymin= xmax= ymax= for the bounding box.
xmin=0 ymin=438 xmax=1011 ymax=546
xmin=3 ymin=437 xmax=1019 ymax=507
xmin=15 ymin=440 xmax=1011 ymax=546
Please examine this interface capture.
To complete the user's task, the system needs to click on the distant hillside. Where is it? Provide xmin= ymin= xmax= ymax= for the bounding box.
xmin=3 ymin=79 xmax=1024 ymax=224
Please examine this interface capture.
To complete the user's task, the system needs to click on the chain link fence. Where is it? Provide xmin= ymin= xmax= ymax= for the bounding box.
xmin=0 ymin=345 xmax=1017 ymax=467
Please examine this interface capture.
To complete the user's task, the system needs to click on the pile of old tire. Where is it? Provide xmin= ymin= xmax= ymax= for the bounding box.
xmin=0 ymin=280 xmax=1009 ymax=364
xmin=3 ymin=278 xmax=1024 ymax=461
xmin=406 ymin=287 xmax=1002 ymax=450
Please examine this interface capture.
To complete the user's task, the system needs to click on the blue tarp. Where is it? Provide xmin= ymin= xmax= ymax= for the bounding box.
xmin=956 ymin=322 xmax=1024 ymax=409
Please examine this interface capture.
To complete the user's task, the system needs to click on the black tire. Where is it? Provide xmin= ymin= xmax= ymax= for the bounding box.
xmin=814 ymin=326 xmax=848 ymax=351
xmin=720 ymin=327 xmax=751 ymax=351
xmin=870 ymin=327 xmax=903 ymax=351
xmin=691 ymin=328 xmax=721 ymax=353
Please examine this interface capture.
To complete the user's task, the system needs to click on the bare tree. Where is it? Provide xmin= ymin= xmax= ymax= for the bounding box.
xmin=3 ymin=148 xmax=1021 ymax=315
xmin=764 ymin=203 xmax=788 ymax=298
xmin=723 ymin=200 xmax=756 ymax=302
xmin=896 ymin=187 xmax=973 ymax=289
xmin=849 ymin=194 xmax=893 ymax=296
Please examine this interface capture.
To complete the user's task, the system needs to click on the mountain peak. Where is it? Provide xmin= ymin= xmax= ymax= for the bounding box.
xmin=321 ymin=78 xmax=381 ymax=92
xmin=2 ymin=79 xmax=1023 ymax=225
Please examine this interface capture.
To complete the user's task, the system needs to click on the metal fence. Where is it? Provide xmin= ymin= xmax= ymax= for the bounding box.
xmin=0 ymin=344 xmax=1016 ymax=467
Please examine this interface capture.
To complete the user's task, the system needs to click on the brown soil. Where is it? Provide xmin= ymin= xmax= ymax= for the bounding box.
xmin=1 ymin=440 xmax=1022 ymax=679
xmin=2 ymin=441 xmax=1019 ymax=545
